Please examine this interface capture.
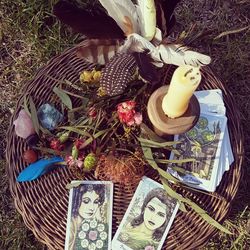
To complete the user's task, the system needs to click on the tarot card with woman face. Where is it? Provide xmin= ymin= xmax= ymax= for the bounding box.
xmin=64 ymin=181 xmax=113 ymax=250
xmin=112 ymin=177 xmax=179 ymax=250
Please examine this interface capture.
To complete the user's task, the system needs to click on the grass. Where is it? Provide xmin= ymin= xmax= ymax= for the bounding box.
xmin=0 ymin=0 xmax=249 ymax=249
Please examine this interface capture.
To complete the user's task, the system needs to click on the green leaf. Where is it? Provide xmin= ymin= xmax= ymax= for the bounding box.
xmin=66 ymin=181 xmax=83 ymax=190
xmin=29 ymin=96 xmax=40 ymax=135
xmin=157 ymin=167 xmax=180 ymax=183
xmin=161 ymin=178 xmax=232 ymax=234
xmin=59 ymin=126 xmax=92 ymax=137
xmin=53 ymin=86 xmax=72 ymax=110
xmin=138 ymin=137 xmax=181 ymax=148
xmin=156 ymin=158 xmax=195 ymax=164
xmin=140 ymin=142 xmax=180 ymax=183
xmin=81 ymin=129 xmax=110 ymax=148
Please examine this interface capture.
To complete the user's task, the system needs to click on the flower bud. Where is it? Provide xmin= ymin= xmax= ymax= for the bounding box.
xmin=83 ymin=153 xmax=97 ymax=172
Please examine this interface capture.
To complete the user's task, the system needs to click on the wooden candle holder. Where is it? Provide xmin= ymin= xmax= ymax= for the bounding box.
xmin=147 ymin=85 xmax=200 ymax=136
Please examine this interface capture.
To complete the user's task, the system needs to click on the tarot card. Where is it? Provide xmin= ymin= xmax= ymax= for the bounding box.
xmin=195 ymin=89 xmax=226 ymax=115
xmin=168 ymin=112 xmax=227 ymax=192
xmin=112 ymin=177 xmax=179 ymax=250
xmin=194 ymin=89 xmax=224 ymax=106
xmin=64 ymin=181 xmax=113 ymax=250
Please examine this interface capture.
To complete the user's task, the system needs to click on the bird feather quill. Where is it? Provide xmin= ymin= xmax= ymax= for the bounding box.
xmin=99 ymin=0 xmax=136 ymax=34
xmin=152 ymin=43 xmax=211 ymax=67
xmin=76 ymin=38 xmax=123 ymax=65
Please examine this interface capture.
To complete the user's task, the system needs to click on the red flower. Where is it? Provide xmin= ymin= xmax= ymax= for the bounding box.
xmin=117 ymin=101 xmax=142 ymax=126
xmin=50 ymin=138 xmax=64 ymax=151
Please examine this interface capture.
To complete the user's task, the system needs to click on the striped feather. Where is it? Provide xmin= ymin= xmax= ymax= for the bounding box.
xmin=76 ymin=39 xmax=123 ymax=65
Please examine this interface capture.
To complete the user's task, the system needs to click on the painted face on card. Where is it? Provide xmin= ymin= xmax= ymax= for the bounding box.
xmin=79 ymin=190 xmax=100 ymax=220
xmin=144 ymin=197 xmax=167 ymax=231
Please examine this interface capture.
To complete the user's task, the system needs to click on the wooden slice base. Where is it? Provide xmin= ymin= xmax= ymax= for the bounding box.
xmin=147 ymin=85 xmax=200 ymax=136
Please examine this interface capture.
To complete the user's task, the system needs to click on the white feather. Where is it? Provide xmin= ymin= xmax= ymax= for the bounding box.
xmin=99 ymin=0 xmax=138 ymax=34
xmin=119 ymin=33 xmax=155 ymax=53
xmin=113 ymin=0 xmax=139 ymax=33
xmin=152 ymin=44 xmax=212 ymax=67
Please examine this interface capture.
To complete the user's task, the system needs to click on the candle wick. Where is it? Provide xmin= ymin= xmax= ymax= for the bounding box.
xmin=184 ymin=68 xmax=193 ymax=77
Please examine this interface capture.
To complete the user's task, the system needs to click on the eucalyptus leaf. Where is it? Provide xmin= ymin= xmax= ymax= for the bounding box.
xmin=80 ymin=129 xmax=110 ymax=148
xmin=138 ymin=137 xmax=181 ymax=148
xmin=59 ymin=126 xmax=92 ymax=138
xmin=161 ymin=178 xmax=232 ymax=234
xmin=66 ymin=181 xmax=83 ymax=190
xmin=53 ymin=86 xmax=73 ymax=110
xmin=29 ymin=96 xmax=40 ymax=135
xmin=156 ymin=158 xmax=195 ymax=164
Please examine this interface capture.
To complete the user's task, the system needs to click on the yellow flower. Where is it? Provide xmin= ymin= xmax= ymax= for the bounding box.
xmin=80 ymin=69 xmax=102 ymax=84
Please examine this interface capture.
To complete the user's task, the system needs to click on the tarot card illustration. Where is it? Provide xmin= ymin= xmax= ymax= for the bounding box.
xmin=112 ymin=177 xmax=179 ymax=250
xmin=170 ymin=113 xmax=227 ymax=181
xmin=170 ymin=113 xmax=227 ymax=191
xmin=64 ymin=181 xmax=113 ymax=250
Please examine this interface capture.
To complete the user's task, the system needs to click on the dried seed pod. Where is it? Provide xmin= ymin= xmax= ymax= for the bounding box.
xmin=100 ymin=53 xmax=137 ymax=96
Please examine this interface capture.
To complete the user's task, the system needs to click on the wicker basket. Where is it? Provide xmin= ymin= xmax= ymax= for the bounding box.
xmin=6 ymin=42 xmax=244 ymax=250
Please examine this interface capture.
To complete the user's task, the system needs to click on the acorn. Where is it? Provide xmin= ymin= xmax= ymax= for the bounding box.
xmin=23 ymin=149 xmax=38 ymax=163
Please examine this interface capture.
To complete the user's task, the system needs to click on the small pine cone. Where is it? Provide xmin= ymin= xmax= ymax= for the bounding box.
xmin=100 ymin=53 xmax=137 ymax=96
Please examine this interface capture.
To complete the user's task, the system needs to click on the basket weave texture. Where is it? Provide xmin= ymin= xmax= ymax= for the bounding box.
xmin=6 ymin=42 xmax=244 ymax=250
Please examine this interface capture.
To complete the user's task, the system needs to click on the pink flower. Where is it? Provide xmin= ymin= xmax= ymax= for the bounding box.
xmin=145 ymin=246 xmax=155 ymax=250
xmin=133 ymin=112 xmax=143 ymax=125
xmin=65 ymin=155 xmax=83 ymax=168
xmin=88 ymin=230 xmax=98 ymax=241
xmin=117 ymin=101 xmax=142 ymax=126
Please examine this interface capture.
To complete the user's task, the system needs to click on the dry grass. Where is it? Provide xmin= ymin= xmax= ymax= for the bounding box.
xmin=0 ymin=0 xmax=249 ymax=249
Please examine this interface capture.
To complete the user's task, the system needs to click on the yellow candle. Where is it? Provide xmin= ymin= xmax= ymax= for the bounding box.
xmin=162 ymin=65 xmax=201 ymax=118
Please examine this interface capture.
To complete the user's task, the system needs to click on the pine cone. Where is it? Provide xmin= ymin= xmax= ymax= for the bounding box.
xmin=100 ymin=53 xmax=137 ymax=96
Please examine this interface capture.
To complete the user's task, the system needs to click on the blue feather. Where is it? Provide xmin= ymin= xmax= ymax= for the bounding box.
xmin=17 ymin=156 xmax=64 ymax=182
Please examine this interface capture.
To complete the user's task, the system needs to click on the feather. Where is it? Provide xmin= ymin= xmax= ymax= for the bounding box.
xmin=100 ymin=53 xmax=137 ymax=96
xmin=53 ymin=0 xmax=124 ymax=38
xmin=133 ymin=52 xmax=160 ymax=84
xmin=119 ymin=33 xmax=156 ymax=54
xmin=99 ymin=0 xmax=137 ymax=34
xmin=136 ymin=0 xmax=157 ymax=40
xmin=112 ymin=0 xmax=139 ymax=34
xmin=17 ymin=156 xmax=64 ymax=182
xmin=152 ymin=44 xmax=211 ymax=67
xmin=76 ymin=38 xmax=123 ymax=65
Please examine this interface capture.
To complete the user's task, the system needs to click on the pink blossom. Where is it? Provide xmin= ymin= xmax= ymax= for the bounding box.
xmin=65 ymin=155 xmax=83 ymax=168
xmin=117 ymin=101 xmax=142 ymax=126
xmin=88 ymin=230 xmax=98 ymax=241
xmin=133 ymin=112 xmax=143 ymax=125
